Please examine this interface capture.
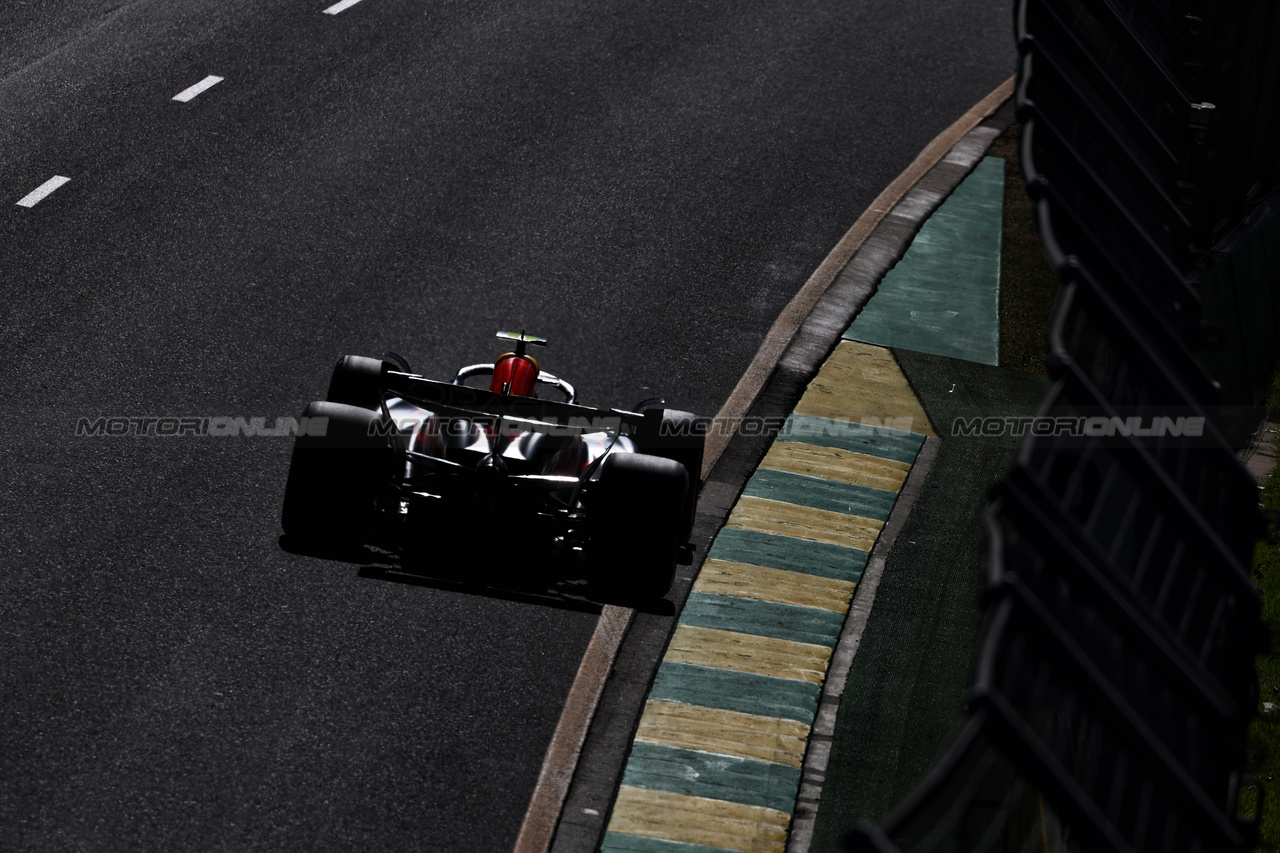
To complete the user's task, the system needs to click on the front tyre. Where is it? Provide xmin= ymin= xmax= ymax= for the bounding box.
xmin=591 ymin=453 xmax=688 ymax=602
xmin=325 ymin=355 xmax=391 ymax=411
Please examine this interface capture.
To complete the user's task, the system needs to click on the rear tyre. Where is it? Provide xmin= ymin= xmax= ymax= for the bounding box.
xmin=635 ymin=409 xmax=705 ymax=541
xmin=326 ymin=355 xmax=390 ymax=411
xmin=591 ymin=453 xmax=688 ymax=602
xmin=281 ymin=401 xmax=394 ymax=545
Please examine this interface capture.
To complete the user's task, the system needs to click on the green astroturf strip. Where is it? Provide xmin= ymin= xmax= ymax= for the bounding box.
xmin=844 ymin=156 xmax=1004 ymax=365
xmin=680 ymin=591 xmax=847 ymax=647
xmin=779 ymin=414 xmax=925 ymax=464
xmin=708 ymin=527 xmax=866 ymax=583
xmin=808 ymin=351 xmax=1049 ymax=849
xmin=649 ymin=663 xmax=820 ymax=724
xmin=743 ymin=467 xmax=898 ymax=521
xmin=600 ymin=832 xmax=745 ymax=853
xmin=621 ymin=742 xmax=801 ymax=814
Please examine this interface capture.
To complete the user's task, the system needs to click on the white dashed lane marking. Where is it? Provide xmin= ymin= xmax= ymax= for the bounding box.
xmin=16 ymin=176 xmax=70 ymax=208
xmin=323 ymin=0 xmax=366 ymax=14
xmin=172 ymin=75 xmax=224 ymax=102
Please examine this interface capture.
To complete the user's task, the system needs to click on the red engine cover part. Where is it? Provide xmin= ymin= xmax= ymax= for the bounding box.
xmin=489 ymin=353 xmax=539 ymax=397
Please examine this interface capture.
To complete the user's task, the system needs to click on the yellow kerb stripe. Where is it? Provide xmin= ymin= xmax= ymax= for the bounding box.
xmin=664 ymin=624 xmax=831 ymax=684
xmin=728 ymin=495 xmax=883 ymax=551
xmin=695 ymin=558 xmax=856 ymax=613
xmin=761 ymin=440 xmax=910 ymax=492
xmin=609 ymin=785 xmax=789 ymax=853
xmin=635 ymin=699 xmax=810 ymax=767
xmin=793 ymin=340 xmax=936 ymax=436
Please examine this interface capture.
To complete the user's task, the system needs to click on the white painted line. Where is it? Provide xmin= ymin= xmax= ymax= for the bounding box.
xmin=172 ymin=75 xmax=223 ymax=103
xmin=323 ymin=0 xmax=366 ymax=14
xmin=16 ymin=176 xmax=71 ymax=208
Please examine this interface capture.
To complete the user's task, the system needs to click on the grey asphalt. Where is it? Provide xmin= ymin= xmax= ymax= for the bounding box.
xmin=0 ymin=2 xmax=1014 ymax=850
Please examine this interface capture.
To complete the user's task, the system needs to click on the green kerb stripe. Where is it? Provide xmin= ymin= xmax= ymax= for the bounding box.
xmin=778 ymin=414 xmax=924 ymax=463
xmin=743 ymin=467 xmax=898 ymax=521
xmin=621 ymin=741 xmax=801 ymax=814
xmin=649 ymin=662 xmax=820 ymax=724
xmin=708 ymin=527 xmax=866 ymax=583
xmin=681 ymin=591 xmax=846 ymax=647
xmin=600 ymin=831 xmax=744 ymax=853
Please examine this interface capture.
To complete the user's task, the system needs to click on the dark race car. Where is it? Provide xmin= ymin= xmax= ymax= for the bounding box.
xmin=280 ymin=331 xmax=705 ymax=600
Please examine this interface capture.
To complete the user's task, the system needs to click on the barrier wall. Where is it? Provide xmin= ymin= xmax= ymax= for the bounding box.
xmin=842 ymin=2 xmax=1280 ymax=850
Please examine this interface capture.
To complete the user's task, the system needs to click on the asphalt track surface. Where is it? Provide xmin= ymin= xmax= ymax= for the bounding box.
xmin=0 ymin=2 xmax=1013 ymax=850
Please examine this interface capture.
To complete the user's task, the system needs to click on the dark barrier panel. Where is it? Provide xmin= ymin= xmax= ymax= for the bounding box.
xmin=838 ymin=0 xmax=1279 ymax=849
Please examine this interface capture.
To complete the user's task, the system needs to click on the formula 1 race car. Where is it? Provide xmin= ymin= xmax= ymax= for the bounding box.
xmin=280 ymin=331 xmax=704 ymax=600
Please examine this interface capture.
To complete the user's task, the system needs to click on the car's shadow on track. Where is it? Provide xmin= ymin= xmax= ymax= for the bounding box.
xmin=278 ymin=535 xmax=676 ymax=616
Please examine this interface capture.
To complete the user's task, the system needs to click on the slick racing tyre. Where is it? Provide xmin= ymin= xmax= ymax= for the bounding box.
xmin=635 ymin=408 xmax=705 ymax=541
xmin=325 ymin=355 xmax=391 ymax=411
xmin=591 ymin=452 xmax=688 ymax=602
xmin=280 ymin=401 xmax=394 ymax=545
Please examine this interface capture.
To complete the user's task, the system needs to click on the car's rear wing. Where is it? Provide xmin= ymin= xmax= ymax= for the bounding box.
xmin=382 ymin=371 xmax=650 ymax=436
